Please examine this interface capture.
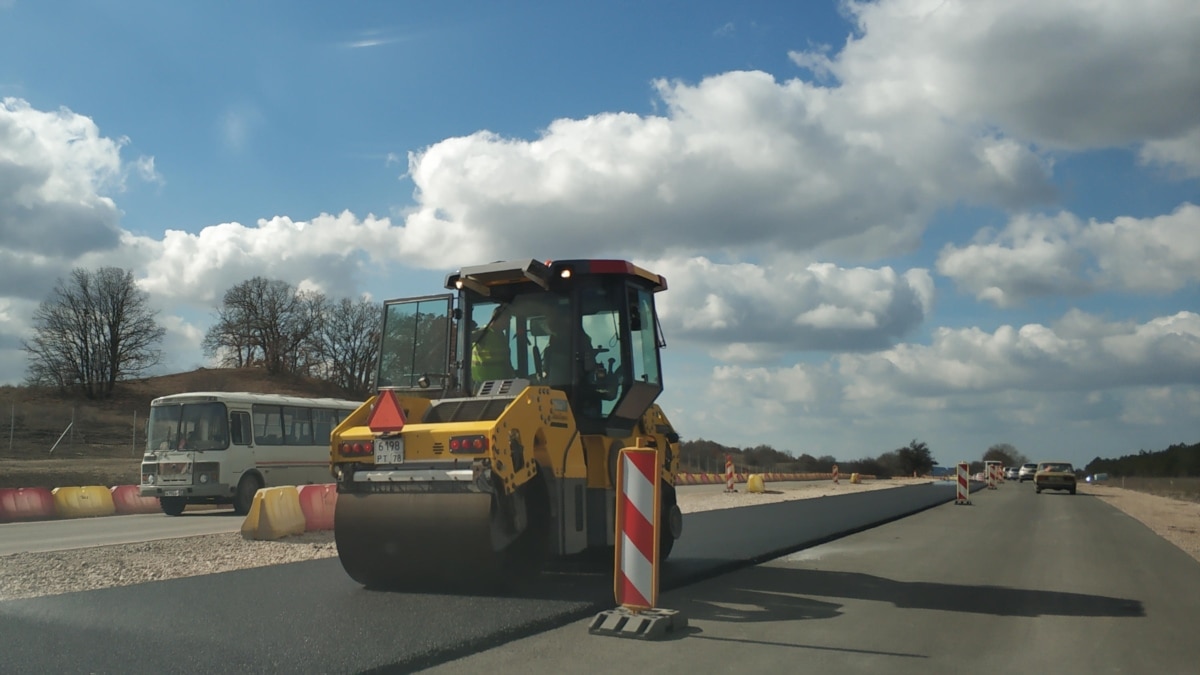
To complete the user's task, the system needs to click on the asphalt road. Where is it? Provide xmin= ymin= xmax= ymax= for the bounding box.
xmin=0 ymin=483 xmax=956 ymax=673
xmin=429 ymin=482 xmax=1200 ymax=675
xmin=0 ymin=508 xmax=239 ymax=555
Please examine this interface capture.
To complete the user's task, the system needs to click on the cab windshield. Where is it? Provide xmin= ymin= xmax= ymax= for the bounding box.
xmin=147 ymin=402 xmax=230 ymax=452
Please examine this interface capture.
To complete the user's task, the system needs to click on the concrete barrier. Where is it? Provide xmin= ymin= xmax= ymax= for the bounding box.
xmin=746 ymin=474 xmax=765 ymax=493
xmin=673 ymin=472 xmax=871 ymax=485
xmin=241 ymin=486 xmax=306 ymax=540
xmin=51 ymin=486 xmax=116 ymax=518
xmin=297 ymin=484 xmax=337 ymax=531
xmin=110 ymin=485 xmax=161 ymax=515
xmin=0 ymin=487 xmax=57 ymax=522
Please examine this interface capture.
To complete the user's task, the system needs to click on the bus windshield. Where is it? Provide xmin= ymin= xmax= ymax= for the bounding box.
xmin=148 ymin=402 xmax=229 ymax=451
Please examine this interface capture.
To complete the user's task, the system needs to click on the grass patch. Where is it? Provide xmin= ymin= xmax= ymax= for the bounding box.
xmin=1110 ymin=477 xmax=1200 ymax=503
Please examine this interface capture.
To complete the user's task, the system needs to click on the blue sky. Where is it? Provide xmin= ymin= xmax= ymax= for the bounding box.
xmin=2 ymin=0 xmax=1198 ymax=469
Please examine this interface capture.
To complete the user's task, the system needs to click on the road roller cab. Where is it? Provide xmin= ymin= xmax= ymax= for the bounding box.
xmin=330 ymin=259 xmax=682 ymax=588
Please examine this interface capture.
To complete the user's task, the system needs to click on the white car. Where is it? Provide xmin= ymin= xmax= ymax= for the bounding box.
xmin=1018 ymin=463 xmax=1038 ymax=482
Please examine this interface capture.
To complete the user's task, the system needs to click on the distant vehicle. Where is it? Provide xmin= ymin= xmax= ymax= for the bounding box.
xmin=1018 ymin=463 xmax=1038 ymax=482
xmin=140 ymin=391 xmax=362 ymax=516
xmin=1005 ymin=466 xmax=1019 ymax=480
xmin=1035 ymin=461 xmax=1077 ymax=495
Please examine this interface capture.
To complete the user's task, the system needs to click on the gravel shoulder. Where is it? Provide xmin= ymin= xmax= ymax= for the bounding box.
xmin=1079 ymin=481 xmax=1200 ymax=561
xmin=3 ymin=478 xmax=1195 ymax=602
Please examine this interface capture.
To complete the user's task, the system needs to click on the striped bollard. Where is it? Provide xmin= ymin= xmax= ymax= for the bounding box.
xmin=832 ymin=464 xmax=840 ymax=485
xmin=590 ymin=444 xmax=687 ymax=639
xmin=955 ymin=462 xmax=971 ymax=505
xmin=987 ymin=461 xmax=999 ymax=490
xmin=616 ymin=447 xmax=659 ymax=609
xmin=724 ymin=455 xmax=736 ymax=493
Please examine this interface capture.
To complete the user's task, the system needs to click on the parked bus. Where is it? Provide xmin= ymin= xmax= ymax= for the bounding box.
xmin=139 ymin=392 xmax=362 ymax=516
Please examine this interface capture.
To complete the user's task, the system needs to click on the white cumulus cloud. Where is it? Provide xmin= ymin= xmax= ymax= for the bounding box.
xmin=648 ymin=256 xmax=934 ymax=360
xmin=938 ymin=203 xmax=1200 ymax=305
xmin=796 ymin=0 xmax=1200 ymax=161
xmin=398 ymin=69 xmax=1055 ymax=268
xmin=838 ymin=310 xmax=1200 ymax=397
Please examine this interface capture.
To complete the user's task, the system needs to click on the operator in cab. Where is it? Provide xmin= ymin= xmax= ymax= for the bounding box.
xmin=540 ymin=310 xmax=601 ymax=387
xmin=538 ymin=311 xmax=572 ymax=387
xmin=470 ymin=307 xmax=514 ymax=384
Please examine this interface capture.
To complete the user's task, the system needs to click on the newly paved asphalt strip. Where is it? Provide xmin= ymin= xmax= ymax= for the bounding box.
xmin=0 ymin=483 xmax=958 ymax=673
xmin=427 ymin=481 xmax=1200 ymax=675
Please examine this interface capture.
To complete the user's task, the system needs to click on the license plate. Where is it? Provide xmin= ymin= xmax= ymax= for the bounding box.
xmin=374 ymin=438 xmax=405 ymax=465
xmin=164 ymin=489 xmax=183 ymax=497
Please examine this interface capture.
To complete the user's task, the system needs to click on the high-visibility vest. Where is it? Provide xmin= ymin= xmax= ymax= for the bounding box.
xmin=471 ymin=330 xmax=512 ymax=381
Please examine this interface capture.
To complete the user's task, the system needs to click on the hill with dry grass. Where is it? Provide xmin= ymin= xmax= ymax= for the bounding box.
xmin=1 ymin=367 xmax=361 ymax=460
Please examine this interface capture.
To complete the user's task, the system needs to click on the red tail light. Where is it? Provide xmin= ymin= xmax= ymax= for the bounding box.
xmin=340 ymin=441 xmax=374 ymax=457
xmin=449 ymin=435 xmax=488 ymax=453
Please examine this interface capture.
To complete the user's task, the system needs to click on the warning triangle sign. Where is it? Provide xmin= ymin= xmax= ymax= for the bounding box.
xmin=368 ymin=389 xmax=407 ymax=433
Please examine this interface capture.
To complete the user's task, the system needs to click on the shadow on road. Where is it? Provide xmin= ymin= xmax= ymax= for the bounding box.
xmin=666 ymin=563 xmax=1144 ymax=619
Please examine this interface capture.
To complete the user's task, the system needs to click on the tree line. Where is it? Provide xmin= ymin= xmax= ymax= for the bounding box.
xmin=23 ymin=267 xmax=380 ymax=398
xmin=1085 ymin=442 xmax=1200 ymax=478
xmin=680 ymin=438 xmax=938 ymax=478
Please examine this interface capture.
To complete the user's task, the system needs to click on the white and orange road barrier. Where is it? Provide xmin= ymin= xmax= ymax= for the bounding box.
xmin=0 ymin=487 xmax=56 ymax=522
xmin=955 ymin=462 xmax=971 ymax=505
xmin=724 ymin=455 xmax=736 ymax=493
xmin=832 ymin=464 xmax=840 ymax=485
xmin=985 ymin=461 xmax=1000 ymax=490
xmin=615 ymin=447 xmax=659 ymax=609
xmin=590 ymin=444 xmax=687 ymax=640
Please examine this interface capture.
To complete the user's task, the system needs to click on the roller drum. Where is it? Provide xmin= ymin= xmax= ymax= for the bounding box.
xmin=335 ymin=491 xmax=508 ymax=589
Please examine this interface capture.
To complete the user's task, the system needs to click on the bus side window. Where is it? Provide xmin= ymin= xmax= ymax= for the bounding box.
xmin=253 ymin=405 xmax=283 ymax=445
xmin=282 ymin=406 xmax=313 ymax=445
xmin=313 ymin=408 xmax=339 ymax=443
xmin=230 ymin=412 xmax=252 ymax=446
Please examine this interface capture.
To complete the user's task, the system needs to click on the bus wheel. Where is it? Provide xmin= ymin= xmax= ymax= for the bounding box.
xmin=234 ymin=474 xmax=261 ymax=515
xmin=160 ymin=496 xmax=186 ymax=516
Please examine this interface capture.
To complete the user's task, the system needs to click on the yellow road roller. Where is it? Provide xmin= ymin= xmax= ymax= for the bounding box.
xmin=330 ymin=259 xmax=683 ymax=588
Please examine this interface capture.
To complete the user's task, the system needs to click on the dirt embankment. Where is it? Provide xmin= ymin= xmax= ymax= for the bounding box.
xmin=0 ymin=458 xmax=141 ymax=490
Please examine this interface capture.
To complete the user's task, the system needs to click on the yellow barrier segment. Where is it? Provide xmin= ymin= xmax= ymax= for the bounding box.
xmin=746 ymin=474 xmax=765 ymax=493
xmin=240 ymin=486 xmax=306 ymax=540
xmin=51 ymin=486 xmax=116 ymax=518
xmin=850 ymin=473 xmax=862 ymax=484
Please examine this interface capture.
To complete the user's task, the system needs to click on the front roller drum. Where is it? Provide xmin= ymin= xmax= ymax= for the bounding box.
xmin=335 ymin=491 xmax=508 ymax=590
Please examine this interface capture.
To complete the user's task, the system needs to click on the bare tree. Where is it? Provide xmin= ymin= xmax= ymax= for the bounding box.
xmin=203 ymin=277 xmax=324 ymax=376
xmin=315 ymin=297 xmax=381 ymax=395
xmin=984 ymin=443 xmax=1029 ymax=468
xmin=23 ymin=267 xmax=164 ymax=398
xmin=202 ymin=307 xmax=259 ymax=368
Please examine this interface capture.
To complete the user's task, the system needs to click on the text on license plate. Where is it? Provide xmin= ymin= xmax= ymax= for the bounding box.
xmin=374 ymin=438 xmax=405 ymax=465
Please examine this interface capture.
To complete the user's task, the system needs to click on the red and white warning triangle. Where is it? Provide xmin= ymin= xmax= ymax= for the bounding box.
xmin=367 ymin=389 xmax=407 ymax=433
